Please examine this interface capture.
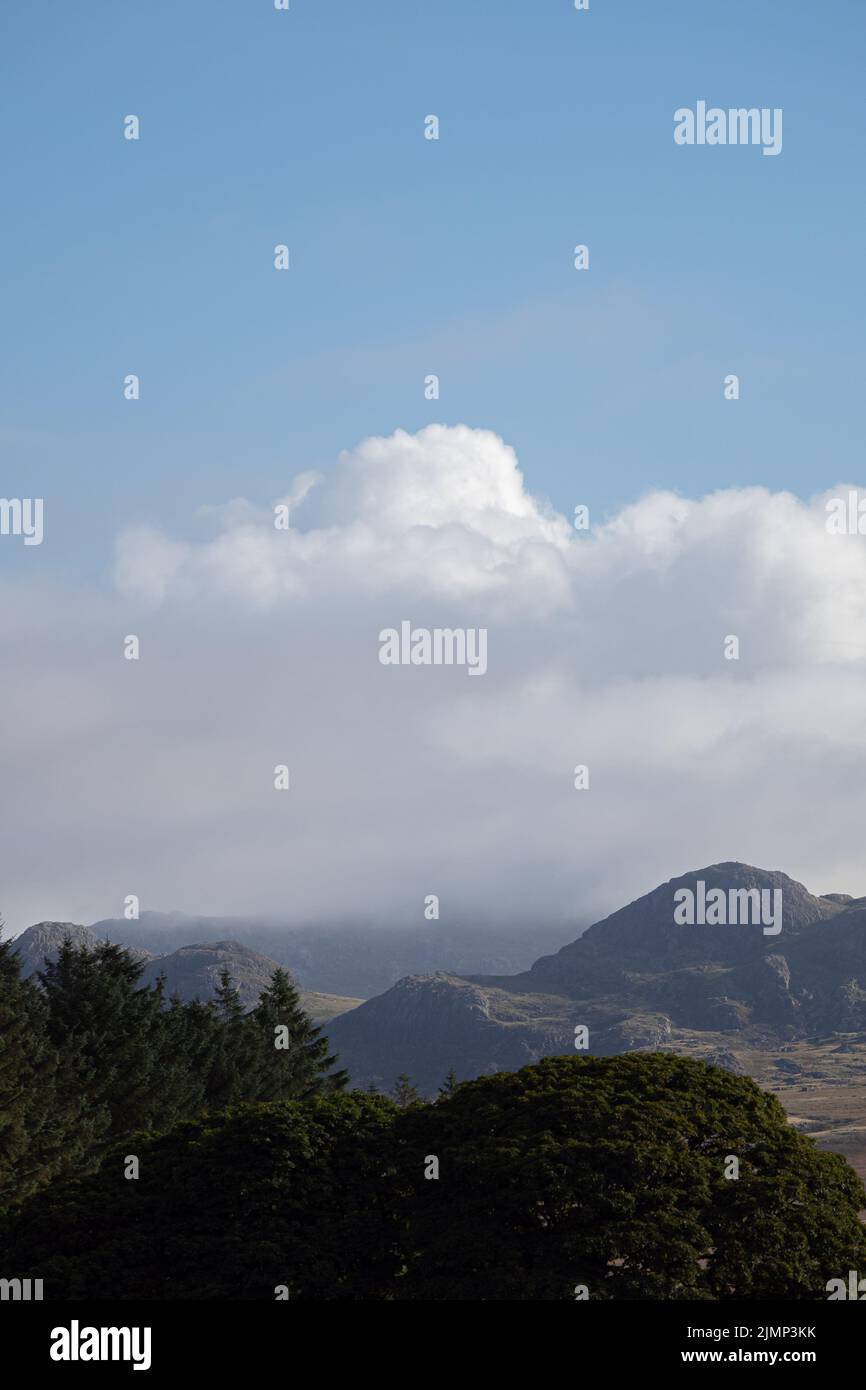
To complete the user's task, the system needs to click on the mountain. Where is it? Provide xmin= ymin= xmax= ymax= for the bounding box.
xmin=140 ymin=939 xmax=362 ymax=1023
xmin=10 ymin=924 xmax=361 ymax=1024
xmin=13 ymin=922 xmax=154 ymax=976
xmin=326 ymin=971 xmax=578 ymax=1094
xmin=523 ymin=863 xmax=839 ymax=985
xmin=86 ymin=914 xmax=574 ymax=999
xmin=327 ymin=863 xmax=866 ymax=1094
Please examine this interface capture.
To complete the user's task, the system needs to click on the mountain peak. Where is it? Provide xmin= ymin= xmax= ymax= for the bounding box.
xmin=519 ymin=863 xmax=839 ymax=989
xmin=13 ymin=922 xmax=100 ymax=977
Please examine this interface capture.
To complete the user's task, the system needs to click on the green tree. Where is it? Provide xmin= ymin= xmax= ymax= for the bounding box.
xmin=203 ymin=967 xmax=256 ymax=1109
xmin=393 ymin=1054 xmax=866 ymax=1300
xmin=39 ymin=939 xmax=194 ymax=1143
xmin=159 ymin=994 xmax=218 ymax=1121
xmin=1 ymin=1094 xmax=399 ymax=1300
xmin=0 ymin=929 xmax=89 ymax=1214
xmin=438 ymin=1067 xmax=459 ymax=1098
xmin=6 ymin=1051 xmax=863 ymax=1301
xmin=248 ymin=967 xmax=347 ymax=1101
xmin=391 ymin=1073 xmax=421 ymax=1108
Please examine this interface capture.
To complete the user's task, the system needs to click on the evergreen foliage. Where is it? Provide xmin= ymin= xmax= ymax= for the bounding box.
xmin=0 ymin=929 xmax=344 ymax=1214
xmin=4 ymin=1051 xmax=864 ymax=1300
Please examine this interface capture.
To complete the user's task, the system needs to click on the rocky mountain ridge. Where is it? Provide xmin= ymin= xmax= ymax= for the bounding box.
xmin=327 ymin=863 xmax=866 ymax=1092
xmin=11 ymin=923 xmax=361 ymax=1024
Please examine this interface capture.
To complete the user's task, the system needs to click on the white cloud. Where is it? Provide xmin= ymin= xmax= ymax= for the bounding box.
xmin=3 ymin=425 xmax=866 ymax=936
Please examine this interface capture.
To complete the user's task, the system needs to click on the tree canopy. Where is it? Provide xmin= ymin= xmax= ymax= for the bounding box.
xmin=393 ymin=1053 xmax=866 ymax=1300
xmin=3 ymin=1051 xmax=863 ymax=1300
xmin=1 ymin=1095 xmax=398 ymax=1300
xmin=0 ymin=930 xmax=345 ymax=1218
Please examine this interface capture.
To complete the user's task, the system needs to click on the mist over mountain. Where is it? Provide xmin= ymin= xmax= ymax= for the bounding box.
xmin=17 ymin=862 xmax=866 ymax=1116
xmin=86 ymin=914 xmax=575 ymax=1000
xmin=11 ymin=924 xmax=361 ymax=1024
xmin=327 ymin=863 xmax=866 ymax=1093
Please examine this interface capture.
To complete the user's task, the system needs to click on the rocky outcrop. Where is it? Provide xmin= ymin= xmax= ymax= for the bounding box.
xmin=10 ymin=924 xmax=360 ymax=1024
xmin=13 ymin=922 xmax=152 ymax=976
xmin=327 ymin=864 xmax=866 ymax=1092
xmin=327 ymin=972 xmax=577 ymax=1094
xmin=703 ymin=1050 xmax=745 ymax=1075
xmin=523 ymin=864 xmax=838 ymax=992
xmin=140 ymin=939 xmax=361 ymax=1022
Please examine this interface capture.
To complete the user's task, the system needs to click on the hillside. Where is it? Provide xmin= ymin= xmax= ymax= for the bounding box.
xmin=11 ymin=924 xmax=361 ymax=1024
xmin=327 ymin=863 xmax=866 ymax=1099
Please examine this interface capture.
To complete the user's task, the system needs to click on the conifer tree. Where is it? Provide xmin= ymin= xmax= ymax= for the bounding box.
xmin=203 ymin=967 xmax=257 ymax=1109
xmin=0 ymin=927 xmax=88 ymax=1213
xmin=391 ymin=1073 xmax=421 ymax=1107
xmin=249 ymin=967 xmax=347 ymax=1101
xmin=159 ymin=994 xmax=217 ymax=1122
xmin=213 ymin=965 xmax=243 ymax=1025
xmin=39 ymin=938 xmax=189 ymax=1143
xmin=438 ymin=1067 xmax=459 ymax=1098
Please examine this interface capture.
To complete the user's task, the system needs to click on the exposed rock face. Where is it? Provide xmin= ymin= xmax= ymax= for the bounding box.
xmin=774 ymin=1058 xmax=803 ymax=1075
xmin=140 ymin=939 xmax=361 ymax=1022
xmin=10 ymin=924 xmax=360 ymax=1024
xmin=833 ymin=980 xmax=866 ymax=1031
xmin=703 ymin=1050 xmax=745 ymax=1075
xmin=328 ymin=973 xmax=577 ymax=1093
xmin=522 ymin=864 xmax=837 ymax=991
xmin=591 ymin=1014 xmax=673 ymax=1055
xmin=13 ymin=923 xmax=152 ymax=976
xmin=140 ymin=939 xmax=278 ymax=1011
xmin=752 ymin=954 xmax=799 ymax=1019
xmin=328 ymin=863 xmax=866 ymax=1092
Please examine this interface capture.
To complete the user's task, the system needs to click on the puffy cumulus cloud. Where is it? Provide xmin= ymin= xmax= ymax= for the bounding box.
xmin=114 ymin=425 xmax=574 ymax=609
xmin=323 ymin=425 xmax=566 ymax=541
xmin=3 ymin=424 xmax=866 ymax=936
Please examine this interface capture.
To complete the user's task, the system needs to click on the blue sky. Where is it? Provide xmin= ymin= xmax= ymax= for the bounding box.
xmin=2 ymin=0 xmax=865 ymax=579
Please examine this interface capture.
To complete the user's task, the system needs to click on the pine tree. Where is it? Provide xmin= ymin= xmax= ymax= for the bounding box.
xmin=39 ymin=938 xmax=189 ymax=1143
xmin=213 ymin=966 xmax=244 ymax=1025
xmin=203 ymin=967 xmax=258 ymax=1109
xmin=159 ymin=994 xmax=216 ymax=1122
xmin=249 ymin=967 xmax=347 ymax=1101
xmin=391 ymin=1073 xmax=421 ymax=1107
xmin=438 ymin=1067 xmax=459 ymax=1098
xmin=0 ymin=927 xmax=89 ymax=1214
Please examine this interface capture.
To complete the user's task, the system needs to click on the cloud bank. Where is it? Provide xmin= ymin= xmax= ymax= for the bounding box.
xmin=4 ymin=424 xmax=866 ymax=936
